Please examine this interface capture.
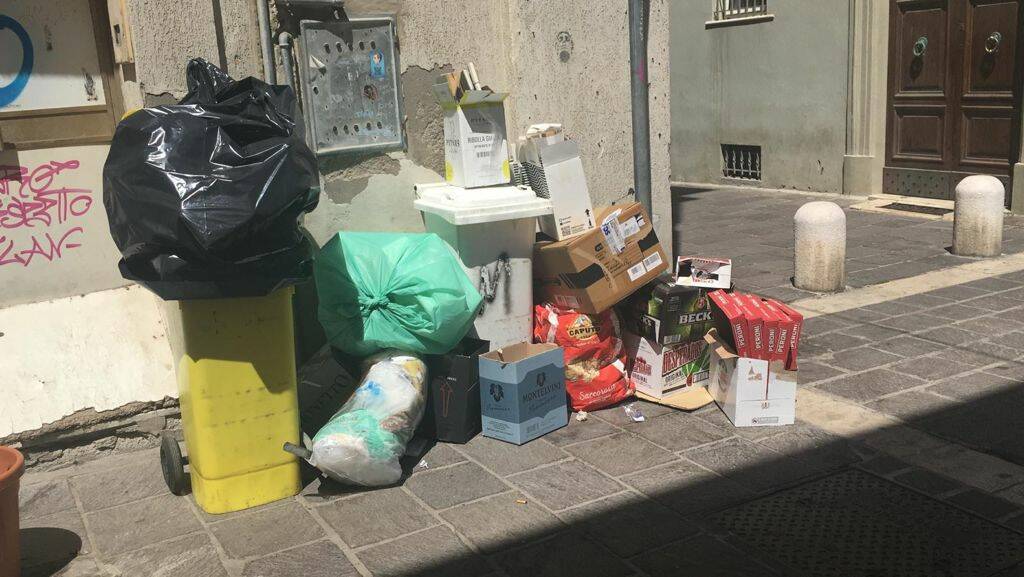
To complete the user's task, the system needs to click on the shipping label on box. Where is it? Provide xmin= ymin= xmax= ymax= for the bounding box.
xmin=434 ymin=80 xmax=510 ymax=189
xmin=706 ymin=330 xmax=796 ymax=427
xmin=626 ymin=332 xmax=710 ymax=399
xmin=534 ymin=202 xmax=668 ymax=314
xmin=479 ymin=343 xmax=568 ymax=445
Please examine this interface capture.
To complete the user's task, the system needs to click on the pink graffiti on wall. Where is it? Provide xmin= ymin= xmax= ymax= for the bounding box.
xmin=0 ymin=159 xmax=92 ymax=267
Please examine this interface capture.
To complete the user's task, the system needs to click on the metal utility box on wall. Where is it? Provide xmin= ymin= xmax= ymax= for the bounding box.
xmin=297 ymin=16 xmax=405 ymax=156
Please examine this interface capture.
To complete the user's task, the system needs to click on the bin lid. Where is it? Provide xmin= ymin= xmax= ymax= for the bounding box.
xmin=414 ymin=182 xmax=552 ymax=226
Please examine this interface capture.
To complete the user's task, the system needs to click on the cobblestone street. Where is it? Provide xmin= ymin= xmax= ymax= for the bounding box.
xmin=19 ymin=188 xmax=1024 ymax=577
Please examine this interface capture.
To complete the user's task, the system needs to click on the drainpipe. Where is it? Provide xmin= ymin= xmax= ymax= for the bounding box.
xmin=628 ymin=0 xmax=652 ymax=215
xmin=257 ymin=0 xmax=277 ymax=84
xmin=278 ymin=32 xmax=294 ymax=88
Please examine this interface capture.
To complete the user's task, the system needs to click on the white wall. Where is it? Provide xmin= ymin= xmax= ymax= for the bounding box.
xmin=0 ymin=285 xmax=175 ymax=438
xmin=0 ymin=145 xmax=128 ymax=308
xmin=0 ymin=0 xmax=107 ymax=112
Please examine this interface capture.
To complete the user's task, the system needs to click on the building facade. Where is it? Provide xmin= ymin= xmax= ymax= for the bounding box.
xmin=671 ymin=0 xmax=1024 ymax=209
xmin=0 ymin=0 xmax=672 ymax=444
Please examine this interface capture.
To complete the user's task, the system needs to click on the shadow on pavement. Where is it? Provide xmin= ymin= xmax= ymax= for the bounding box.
xmin=20 ymin=527 xmax=81 ymax=577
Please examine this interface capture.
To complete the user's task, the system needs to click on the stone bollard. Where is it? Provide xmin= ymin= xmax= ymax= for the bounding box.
xmin=794 ymin=201 xmax=846 ymax=292
xmin=953 ymin=175 xmax=1004 ymax=257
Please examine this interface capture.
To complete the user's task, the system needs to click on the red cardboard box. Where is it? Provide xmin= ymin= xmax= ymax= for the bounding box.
xmin=731 ymin=293 xmax=765 ymax=360
xmin=761 ymin=299 xmax=793 ymax=364
xmin=747 ymin=296 xmax=779 ymax=363
xmin=770 ymin=300 xmax=803 ymax=370
xmin=709 ymin=291 xmax=748 ymax=357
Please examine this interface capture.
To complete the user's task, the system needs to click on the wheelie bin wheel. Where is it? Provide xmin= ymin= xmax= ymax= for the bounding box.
xmin=160 ymin=433 xmax=189 ymax=496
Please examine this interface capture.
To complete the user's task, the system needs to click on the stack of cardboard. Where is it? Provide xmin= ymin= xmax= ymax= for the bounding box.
xmin=706 ymin=291 xmax=804 ymax=427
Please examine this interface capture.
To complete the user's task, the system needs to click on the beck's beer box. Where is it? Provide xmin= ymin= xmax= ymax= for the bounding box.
xmin=619 ymin=275 xmax=715 ymax=347
xmin=534 ymin=202 xmax=669 ymax=314
xmin=478 ymin=343 xmax=568 ymax=445
xmin=620 ymin=276 xmax=716 ymax=398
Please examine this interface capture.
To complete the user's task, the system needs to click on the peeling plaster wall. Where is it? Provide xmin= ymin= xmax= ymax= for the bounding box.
xmin=306 ymin=0 xmax=672 ymax=251
xmin=3 ymin=0 xmax=674 ymax=440
xmin=505 ymin=0 xmax=672 ymax=249
xmin=119 ymin=0 xmax=262 ymax=107
xmin=302 ymin=0 xmax=513 ymax=242
xmin=0 ymin=286 xmax=175 ymax=439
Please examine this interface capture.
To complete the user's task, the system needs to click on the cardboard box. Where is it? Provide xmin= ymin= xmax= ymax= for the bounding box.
xmin=730 ymin=293 xmax=766 ymax=360
xmin=422 ymin=338 xmax=489 ymax=444
xmin=706 ymin=329 xmax=796 ymax=427
xmin=761 ymin=299 xmax=793 ymax=364
xmin=520 ymin=138 xmax=596 ymax=241
xmin=534 ymin=202 xmax=668 ymax=314
xmin=619 ymin=276 xmax=714 ymax=347
xmin=675 ymin=257 xmax=732 ymax=289
xmin=708 ymin=290 xmax=749 ymax=358
xmin=748 ymin=296 xmax=779 ymax=362
xmin=478 ymin=342 xmax=568 ymax=445
xmin=771 ymin=300 xmax=804 ymax=370
xmin=433 ymin=80 xmax=511 ymax=189
xmin=626 ymin=331 xmax=711 ymax=399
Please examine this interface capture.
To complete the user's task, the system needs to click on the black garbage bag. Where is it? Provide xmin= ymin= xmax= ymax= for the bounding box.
xmin=103 ymin=58 xmax=319 ymax=300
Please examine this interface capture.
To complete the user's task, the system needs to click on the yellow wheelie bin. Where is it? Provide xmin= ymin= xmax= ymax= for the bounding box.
xmin=160 ymin=287 xmax=301 ymax=514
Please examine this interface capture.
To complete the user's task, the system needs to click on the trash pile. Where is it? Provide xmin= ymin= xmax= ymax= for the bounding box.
xmin=103 ymin=60 xmax=805 ymax=508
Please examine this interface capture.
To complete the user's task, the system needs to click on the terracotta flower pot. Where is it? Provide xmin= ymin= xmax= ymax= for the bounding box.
xmin=0 ymin=446 xmax=24 ymax=577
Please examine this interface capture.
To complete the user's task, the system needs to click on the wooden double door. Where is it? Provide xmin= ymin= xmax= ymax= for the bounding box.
xmin=885 ymin=0 xmax=1023 ymax=201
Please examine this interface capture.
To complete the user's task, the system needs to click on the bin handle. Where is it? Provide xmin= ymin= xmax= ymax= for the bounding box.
xmin=283 ymin=442 xmax=312 ymax=460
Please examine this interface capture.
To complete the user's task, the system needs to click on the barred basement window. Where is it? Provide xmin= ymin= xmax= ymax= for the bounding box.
xmin=714 ymin=0 xmax=768 ymax=20
xmin=706 ymin=0 xmax=774 ymax=28
xmin=721 ymin=144 xmax=762 ymax=180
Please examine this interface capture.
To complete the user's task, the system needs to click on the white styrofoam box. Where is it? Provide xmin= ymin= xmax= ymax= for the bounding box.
xmin=706 ymin=330 xmax=796 ymax=427
xmin=414 ymin=183 xmax=552 ymax=349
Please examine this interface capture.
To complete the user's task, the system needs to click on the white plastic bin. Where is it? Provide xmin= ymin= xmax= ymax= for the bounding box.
xmin=414 ymin=183 xmax=552 ymax=349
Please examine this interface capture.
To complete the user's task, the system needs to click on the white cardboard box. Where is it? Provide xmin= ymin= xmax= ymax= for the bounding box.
xmin=520 ymin=139 xmax=595 ymax=241
xmin=625 ymin=331 xmax=711 ymax=399
xmin=706 ymin=329 xmax=796 ymax=427
xmin=433 ymin=81 xmax=511 ymax=189
xmin=675 ymin=257 xmax=732 ymax=289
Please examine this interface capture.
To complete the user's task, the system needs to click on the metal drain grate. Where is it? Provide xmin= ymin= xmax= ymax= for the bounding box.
xmin=880 ymin=202 xmax=953 ymax=216
xmin=712 ymin=470 xmax=1024 ymax=577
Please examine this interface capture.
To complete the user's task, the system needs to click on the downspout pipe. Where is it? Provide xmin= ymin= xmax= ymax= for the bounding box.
xmin=628 ymin=0 xmax=652 ymax=215
xmin=278 ymin=32 xmax=294 ymax=88
xmin=257 ymin=0 xmax=277 ymax=84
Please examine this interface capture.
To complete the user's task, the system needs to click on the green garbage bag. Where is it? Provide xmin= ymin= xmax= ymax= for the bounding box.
xmin=315 ymin=232 xmax=482 ymax=356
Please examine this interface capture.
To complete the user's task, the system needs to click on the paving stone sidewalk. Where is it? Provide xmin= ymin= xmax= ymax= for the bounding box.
xmin=674 ymin=186 xmax=1024 ymax=301
xmin=21 ymin=271 xmax=1024 ymax=577
xmin=18 ymin=189 xmax=1024 ymax=576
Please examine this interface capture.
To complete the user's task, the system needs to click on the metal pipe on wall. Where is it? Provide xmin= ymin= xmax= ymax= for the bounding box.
xmin=628 ymin=0 xmax=652 ymax=215
xmin=257 ymin=0 xmax=277 ymax=84
xmin=278 ymin=32 xmax=294 ymax=88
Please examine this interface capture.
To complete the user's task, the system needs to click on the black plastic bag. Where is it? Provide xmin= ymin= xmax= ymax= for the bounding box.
xmin=103 ymin=58 xmax=319 ymax=300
